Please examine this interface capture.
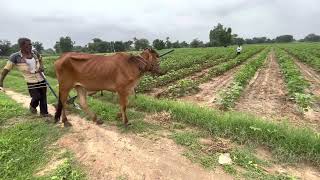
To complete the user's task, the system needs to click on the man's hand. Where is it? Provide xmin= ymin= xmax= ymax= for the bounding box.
xmin=0 ymin=86 xmax=5 ymax=92
xmin=35 ymin=66 xmax=44 ymax=73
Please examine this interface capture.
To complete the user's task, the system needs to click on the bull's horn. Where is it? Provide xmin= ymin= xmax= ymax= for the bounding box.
xmin=159 ymin=49 xmax=174 ymax=58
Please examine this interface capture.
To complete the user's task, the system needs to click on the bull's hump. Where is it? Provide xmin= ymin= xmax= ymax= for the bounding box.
xmin=70 ymin=53 xmax=95 ymax=61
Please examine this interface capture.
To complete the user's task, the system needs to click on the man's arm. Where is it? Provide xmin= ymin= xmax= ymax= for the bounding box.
xmin=0 ymin=58 xmax=15 ymax=89
xmin=0 ymin=69 xmax=9 ymax=89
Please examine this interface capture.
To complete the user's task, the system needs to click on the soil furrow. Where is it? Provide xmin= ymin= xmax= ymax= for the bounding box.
xmin=291 ymin=57 xmax=320 ymax=125
xmin=180 ymin=65 xmax=241 ymax=107
xmin=235 ymin=51 xmax=319 ymax=130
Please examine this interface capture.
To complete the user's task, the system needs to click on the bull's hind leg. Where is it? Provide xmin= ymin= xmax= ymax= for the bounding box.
xmin=75 ymin=86 xmax=103 ymax=125
xmin=59 ymin=87 xmax=73 ymax=127
xmin=118 ymin=92 xmax=129 ymax=126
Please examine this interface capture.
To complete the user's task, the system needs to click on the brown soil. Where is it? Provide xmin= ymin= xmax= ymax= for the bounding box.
xmin=179 ymin=63 xmax=243 ymax=107
xmin=293 ymin=59 xmax=320 ymax=122
xmin=233 ymin=51 xmax=318 ymax=129
xmin=255 ymin=147 xmax=320 ymax=180
xmin=5 ymin=90 xmax=232 ymax=180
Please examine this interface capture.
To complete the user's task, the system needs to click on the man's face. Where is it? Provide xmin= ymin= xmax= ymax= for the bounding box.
xmin=21 ymin=40 xmax=32 ymax=53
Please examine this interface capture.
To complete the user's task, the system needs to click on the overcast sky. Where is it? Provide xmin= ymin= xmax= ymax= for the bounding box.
xmin=1 ymin=0 xmax=319 ymax=48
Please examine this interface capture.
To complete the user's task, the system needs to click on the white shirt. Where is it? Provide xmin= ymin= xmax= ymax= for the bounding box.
xmin=25 ymin=57 xmax=37 ymax=73
xmin=237 ymin=46 xmax=242 ymax=52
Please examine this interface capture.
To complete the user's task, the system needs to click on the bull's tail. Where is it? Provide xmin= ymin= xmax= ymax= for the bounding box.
xmin=54 ymin=93 xmax=63 ymax=122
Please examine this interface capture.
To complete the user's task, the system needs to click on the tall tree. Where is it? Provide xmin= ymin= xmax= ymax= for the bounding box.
xmin=133 ymin=38 xmax=149 ymax=50
xmin=88 ymin=38 xmax=112 ymax=53
xmin=0 ymin=40 xmax=11 ymax=56
xmin=32 ymin=41 xmax=44 ymax=53
xmin=124 ymin=40 xmax=133 ymax=51
xmin=114 ymin=41 xmax=126 ymax=52
xmin=153 ymin=39 xmax=166 ymax=50
xmin=54 ymin=36 xmax=74 ymax=53
xmin=275 ymin=35 xmax=294 ymax=43
xmin=304 ymin=33 xmax=320 ymax=42
xmin=165 ymin=37 xmax=172 ymax=49
xmin=172 ymin=41 xmax=180 ymax=48
xmin=190 ymin=38 xmax=204 ymax=48
xmin=179 ymin=41 xmax=189 ymax=48
xmin=209 ymin=23 xmax=233 ymax=47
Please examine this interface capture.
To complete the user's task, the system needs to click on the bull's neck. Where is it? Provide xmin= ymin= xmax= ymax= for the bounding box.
xmin=141 ymin=51 xmax=151 ymax=60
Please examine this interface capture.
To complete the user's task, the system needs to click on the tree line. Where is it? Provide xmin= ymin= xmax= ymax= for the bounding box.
xmin=1 ymin=23 xmax=320 ymax=56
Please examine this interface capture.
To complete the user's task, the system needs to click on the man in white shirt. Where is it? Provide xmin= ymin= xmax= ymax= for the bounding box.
xmin=236 ymin=45 xmax=242 ymax=55
xmin=0 ymin=38 xmax=51 ymax=117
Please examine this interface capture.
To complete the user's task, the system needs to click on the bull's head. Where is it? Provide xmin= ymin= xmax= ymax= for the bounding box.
xmin=141 ymin=48 xmax=162 ymax=75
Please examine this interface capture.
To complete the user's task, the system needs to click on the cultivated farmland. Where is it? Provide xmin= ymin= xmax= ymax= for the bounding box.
xmin=1 ymin=43 xmax=320 ymax=179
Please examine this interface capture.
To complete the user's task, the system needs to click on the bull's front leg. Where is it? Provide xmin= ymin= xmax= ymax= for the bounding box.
xmin=118 ymin=92 xmax=129 ymax=126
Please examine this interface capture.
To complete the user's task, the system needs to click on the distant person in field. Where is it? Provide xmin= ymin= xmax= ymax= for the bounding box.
xmin=236 ymin=45 xmax=242 ymax=55
xmin=0 ymin=38 xmax=51 ymax=118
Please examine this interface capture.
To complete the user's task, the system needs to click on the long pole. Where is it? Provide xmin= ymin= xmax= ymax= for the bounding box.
xmin=40 ymin=72 xmax=58 ymax=99
xmin=159 ymin=49 xmax=174 ymax=58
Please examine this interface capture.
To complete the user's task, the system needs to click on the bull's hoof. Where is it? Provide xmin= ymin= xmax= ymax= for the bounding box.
xmin=54 ymin=118 xmax=60 ymax=123
xmin=63 ymin=121 xmax=72 ymax=127
xmin=116 ymin=112 xmax=122 ymax=120
xmin=124 ymin=122 xmax=132 ymax=128
xmin=95 ymin=119 xmax=104 ymax=125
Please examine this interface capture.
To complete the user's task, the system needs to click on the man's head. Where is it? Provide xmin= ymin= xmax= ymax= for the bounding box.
xmin=18 ymin=38 xmax=32 ymax=53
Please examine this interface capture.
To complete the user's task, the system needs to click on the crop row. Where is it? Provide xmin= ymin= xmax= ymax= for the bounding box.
xmin=217 ymin=48 xmax=270 ymax=109
xmin=275 ymin=48 xmax=312 ymax=110
xmin=279 ymin=43 xmax=320 ymax=72
xmin=158 ymin=46 xmax=266 ymax=98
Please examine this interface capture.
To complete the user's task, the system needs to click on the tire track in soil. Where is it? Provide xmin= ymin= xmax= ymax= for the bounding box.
xmin=235 ymin=51 xmax=319 ymax=130
xmin=292 ymin=57 xmax=320 ymax=126
xmin=4 ymin=90 xmax=232 ymax=180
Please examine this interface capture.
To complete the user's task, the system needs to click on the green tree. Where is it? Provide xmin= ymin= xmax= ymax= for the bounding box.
xmin=165 ymin=37 xmax=172 ymax=49
xmin=88 ymin=38 xmax=112 ymax=53
xmin=32 ymin=41 xmax=44 ymax=53
xmin=54 ymin=36 xmax=74 ymax=53
xmin=0 ymin=40 xmax=11 ymax=56
xmin=172 ymin=41 xmax=180 ymax=48
xmin=152 ymin=39 xmax=166 ymax=50
xmin=275 ymin=35 xmax=294 ymax=43
xmin=304 ymin=33 xmax=320 ymax=42
xmin=209 ymin=23 xmax=233 ymax=47
xmin=133 ymin=38 xmax=149 ymax=50
xmin=179 ymin=41 xmax=189 ymax=48
xmin=233 ymin=38 xmax=245 ymax=45
xmin=190 ymin=38 xmax=204 ymax=48
xmin=124 ymin=40 xmax=133 ymax=51
xmin=114 ymin=41 xmax=126 ymax=52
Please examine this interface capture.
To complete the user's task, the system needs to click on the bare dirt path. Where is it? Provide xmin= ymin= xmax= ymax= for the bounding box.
xmin=4 ymin=90 xmax=232 ymax=180
xmin=234 ymin=51 xmax=320 ymax=130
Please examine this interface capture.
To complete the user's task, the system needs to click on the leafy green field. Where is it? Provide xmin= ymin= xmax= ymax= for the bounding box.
xmin=0 ymin=93 xmax=84 ymax=180
xmin=1 ymin=43 xmax=320 ymax=179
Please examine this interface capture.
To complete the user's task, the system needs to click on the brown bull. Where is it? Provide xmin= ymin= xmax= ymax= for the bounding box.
xmin=54 ymin=48 xmax=160 ymax=126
